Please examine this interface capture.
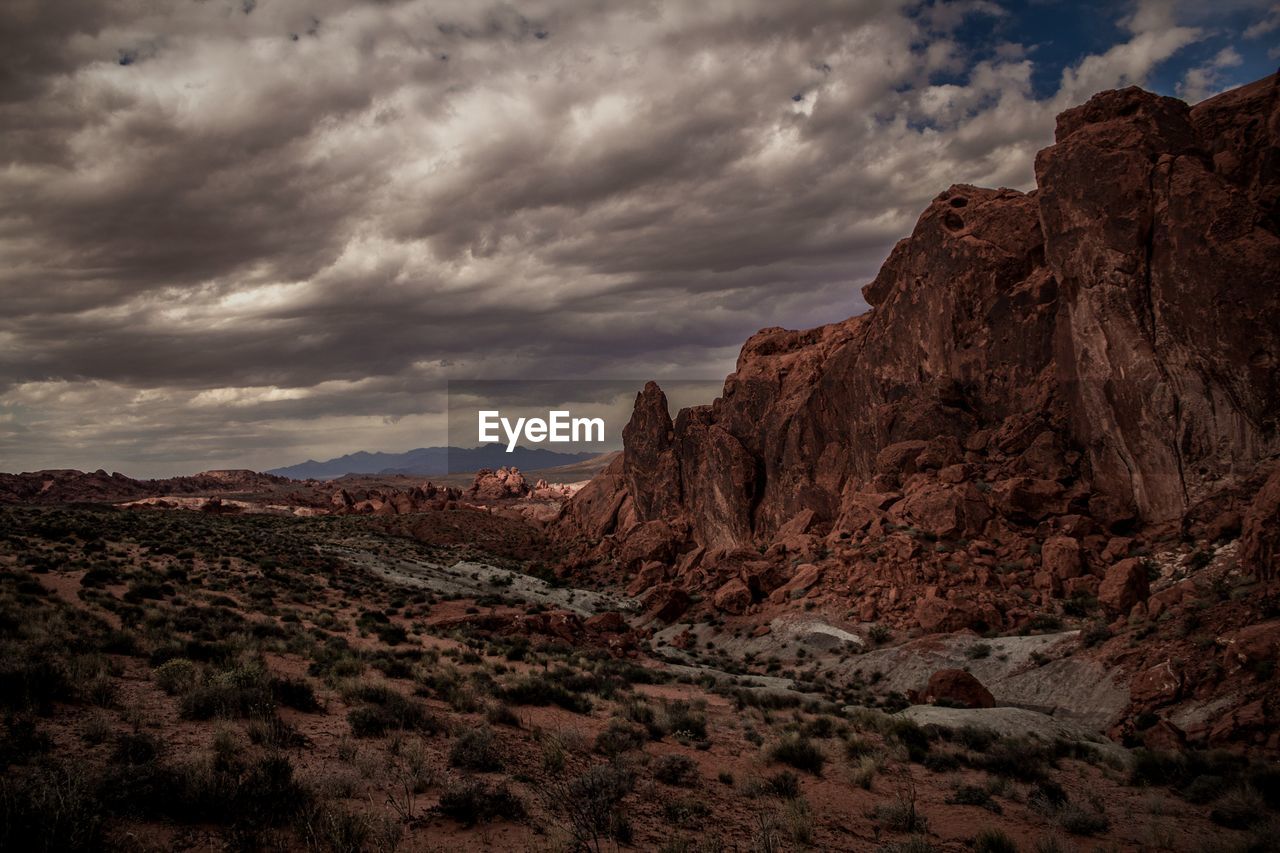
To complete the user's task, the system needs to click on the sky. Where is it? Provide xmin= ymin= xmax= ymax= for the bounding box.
xmin=1 ymin=0 xmax=1276 ymax=477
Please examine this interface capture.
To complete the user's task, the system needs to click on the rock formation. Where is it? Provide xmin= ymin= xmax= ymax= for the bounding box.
xmin=557 ymin=77 xmax=1280 ymax=746
xmin=921 ymin=669 xmax=996 ymax=710
xmin=467 ymin=467 xmax=531 ymax=500
xmin=559 ymin=75 xmax=1279 ymax=595
xmin=329 ymin=482 xmax=460 ymax=515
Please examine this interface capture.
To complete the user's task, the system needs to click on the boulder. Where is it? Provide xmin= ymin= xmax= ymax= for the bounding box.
xmin=875 ymin=440 xmax=928 ymax=476
xmin=642 ymin=585 xmax=690 ymax=623
xmin=915 ymin=596 xmax=999 ymax=634
xmin=992 ymin=477 xmax=1067 ymax=521
xmin=616 ymin=520 xmax=678 ymax=570
xmin=585 ymin=612 xmax=628 ymax=633
xmin=1098 ymin=558 xmax=1150 ymax=615
xmin=712 ymin=577 xmax=752 ymax=614
xmin=923 ymin=668 xmax=996 ymax=709
xmin=1040 ymin=535 xmax=1083 ymax=586
xmin=1220 ymin=621 xmax=1280 ymax=670
xmin=1130 ymin=660 xmax=1182 ymax=706
xmin=626 ymin=560 xmax=669 ymax=597
xmin=891 ymin=481 xmax=991 ymax=539
xmin=1142 ymin=720 xmax=1188 ymax=752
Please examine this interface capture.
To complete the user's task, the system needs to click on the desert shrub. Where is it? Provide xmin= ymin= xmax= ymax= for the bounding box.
xmin=889 ymin=718 xmax=932 ymax=762
xmin=79 ymin=567 xmax=116 ymax=588
xmin=1032 ymin=835 xmax=1068 ymax=853
xmin=498 ymin=674 xmax=591 ymax=714
xmin=661 ymin=796 xmax=709 ymax=830
xmin=153 ymin=658 xmax=200 ymax=695
xmin=106 ymin=751 xmax=309 ymax=833
xmin=947 ymin=784 xmax=1002 ymax=814
xmin=1025 ymin=614 xmax=1062 ymax=632
xmin=845 ymin=734 xmax=877 ymax=759
xmin=951 ymin=724 xmax=996 ymax=753
xmin=299 ymin=803 xmax=402 ymax=852
xmin=660 ymin=700 xmax=707 ymax=741
xmin=345 ymin=686 xmax=441 ymax=738
xmin=437 ymin=779 xmax=525 ymax=826
xmin=0 ymin=716 xmax=53 ymax=766
xmin=247 ymin=713 xmax=307 ymax=749
xmin=0 ymin=656 xmax=73 ymax=715
xmin=799 ymin=715 xmax=838 ymax=739
xmin=1184 ymin=774 xmax=1230 ymax=804
xmin=620 ymin=697 xmax=662 ymax=737
xmin=1248 ymin=765 xmax=1280 ymax=810
xmin=449 ymin=727 xmax=503 ymax=772
xmin=0 ymin=762 xmax=104 ymax=852
xmin=485 ymin=702 xmax=520 ymax=727
xmin=922 ymin=749 xmax=962 ymax=772
xmin=1063 ymin=595 xmax=1099 ymax=618
xmin=544 ymin=764 xmax=634 ymax=850
xmin=1210 ymin=786 xmax=1268 ymax=829
xmin=880 ymin=838 xmax=935 ymax=853
xmin=873 ymin=796 xmax=929 ymax=833
xmin=973 ymin=828 xmax=1018 ymax=853
xmin=1129 ymin=748 xmax=1187 ymax=787
xmin=179 ymin=681 xmax=270 ymax=720
xmin=151 ymin=638 xmax=238 ymax=668
xmin=1027 ymin=779 xmax=1068 ymax=815
xmin=782 ymin=795 xmax=814 ymax=844
xmin=270 ymin=676 xmax=320 ymax=712
xmin=1058 ymin=801 xmax=1110 ymax=836
xmin=851 ymin=755 xmax=881 ymax=790
xmin=761 ymin=770 xmax=801 ymax=799
xmin=965 ymin=642 xmax=991 ymax=660
xmin=111 ymin=731 xmax=162 ymax=766
xmin=347 ymin=706 xmax=391 ymax=738
xmin=978 ymin=737 xmax=1050 ymax=781
xmin=868 ymin=624 xmax=892 ymax=645
xmin=769 ymin=735 xmax=825 ymax=775
xmin=595 ymin=720 xmax=646 ymax=758
xmin=653 ymin=754 xmax=697 ymax=786
xmin=1079 ymin=621 xmax=1111 ymax=646
xmin=375 ymin=623 xmax=408 ymax=645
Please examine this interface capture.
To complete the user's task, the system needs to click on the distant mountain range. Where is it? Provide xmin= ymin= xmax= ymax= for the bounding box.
xmin=265 ymin=446 xmax=599 ymax=480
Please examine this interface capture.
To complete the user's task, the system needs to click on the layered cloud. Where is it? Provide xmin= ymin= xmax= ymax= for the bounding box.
xmin=0 ymin=0 xmax=1271 ymax=475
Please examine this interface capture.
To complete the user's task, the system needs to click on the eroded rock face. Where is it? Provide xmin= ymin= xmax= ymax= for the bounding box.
xmin=1038 ymin=81 xmax=1280 ymax=520
xmin=561 ymin=75 xmax=1278 ymax=588
xmin=555 ymin=76 xmax=1280 ymax=720
xmin=1241 ymin=464 xmax=1280 ymax=580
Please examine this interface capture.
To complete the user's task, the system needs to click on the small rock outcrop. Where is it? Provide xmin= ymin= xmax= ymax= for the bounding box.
xmin=923 ymin=669 xmax=996 ymax=709
xmin=329 ymin=482 xmax=460 ymax=515
xmin=467 ymin=467 xmax=530 ymax=500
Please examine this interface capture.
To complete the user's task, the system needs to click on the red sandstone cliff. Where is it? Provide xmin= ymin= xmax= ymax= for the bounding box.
xmin=558 ymin=75 xmax=1280 ymax=748
xmin=558 ymin=76 xmax=1279 ymax=643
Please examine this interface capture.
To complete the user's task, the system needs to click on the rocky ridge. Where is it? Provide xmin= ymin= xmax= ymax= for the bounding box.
xmin=557 ymin=75 xmax=1280 ymax=748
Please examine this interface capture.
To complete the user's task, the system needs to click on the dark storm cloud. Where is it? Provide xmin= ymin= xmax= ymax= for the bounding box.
xmin=0 ymin=0 xmax=1250 ymax=475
